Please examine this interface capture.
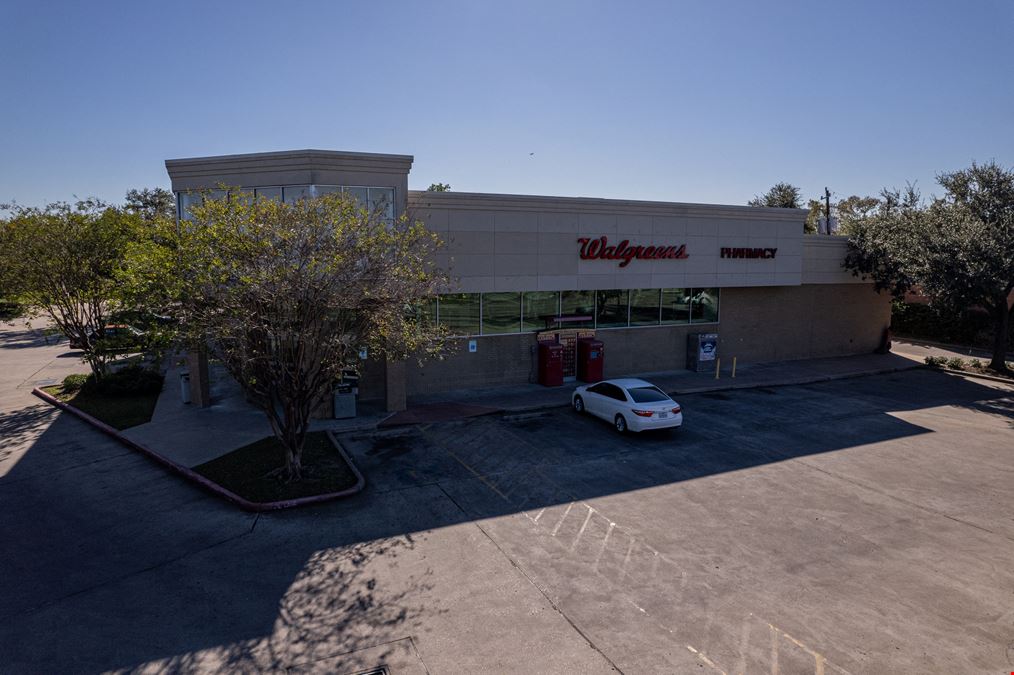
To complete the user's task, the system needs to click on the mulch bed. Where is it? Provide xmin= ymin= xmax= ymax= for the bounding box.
xmin=193 ymin=431 xmax=359 ymax=504
xmin=40 ymin=384 xmax=160 ymax=430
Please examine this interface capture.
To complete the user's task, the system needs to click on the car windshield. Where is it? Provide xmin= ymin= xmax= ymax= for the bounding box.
xmin=628 ymin=386 xmax=670 ymax=403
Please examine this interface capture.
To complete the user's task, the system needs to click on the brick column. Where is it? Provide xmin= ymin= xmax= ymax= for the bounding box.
xmin=185 ymin=350 xmax=211 ymax=408
xmin=384 ymin=358 xmax=407 ymax=412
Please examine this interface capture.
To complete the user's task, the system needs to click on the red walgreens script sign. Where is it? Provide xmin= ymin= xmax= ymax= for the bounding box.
xmin=578 ymin=236 xmax=688 ymax=268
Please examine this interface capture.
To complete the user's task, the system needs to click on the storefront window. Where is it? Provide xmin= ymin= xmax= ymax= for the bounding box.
xmin=410 ymin=297 xmax=437 ymax=329
xmin=343 ymin=186 xmax=368 ymax=208
xmin=629 ymin=289 xmax=661 ymax=326
xmin=282 ymin=185 xmax=311 ymax=203
xmin=178 ymin=192 xmax=203 ymax=221
xmin=595 ymin=290 xmax=629 ymax=328
xmin=437 ymin=293 xmax=480 ymax=336
xmin=522 ymin=291 xmax=559 ymax=332
xmin=313 ymin=185 xmax=339 ymax=198
xmin=482 ymin=292 xmax=521 ymax=334
xmin=255 ymin=186 xmax=282 ymax=201
xmin=368 ymin=187 xmax=396 ymax=222
xmin=661 ymin=288 xmax=691 ymax=324
xmin=690 ymin=288 xmax=720 ymax=323
xmin=560 ymin=290 xmax=595 ymax=328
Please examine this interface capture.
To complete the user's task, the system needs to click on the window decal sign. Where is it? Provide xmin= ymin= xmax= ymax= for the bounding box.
xmin=721 ymin=247 xmax=777 ymax=259
xmin=578 ymin=236 xmax=688 ymax=268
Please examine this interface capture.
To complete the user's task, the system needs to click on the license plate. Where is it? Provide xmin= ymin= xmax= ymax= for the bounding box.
xmin=658 ymin=412 xmax=668 ymax=419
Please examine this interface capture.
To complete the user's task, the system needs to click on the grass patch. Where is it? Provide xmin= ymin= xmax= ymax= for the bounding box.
xmin=193 ymin=432 xmax=358 ymax=504
xmin=41 ymin=382 xmax=160 ymax=430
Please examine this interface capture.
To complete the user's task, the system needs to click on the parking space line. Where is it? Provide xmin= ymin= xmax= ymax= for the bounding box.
xmin=550 ymin=502 xmax=574 ymax=536
xmin=569 ymin=506 xmax=595 ymax=552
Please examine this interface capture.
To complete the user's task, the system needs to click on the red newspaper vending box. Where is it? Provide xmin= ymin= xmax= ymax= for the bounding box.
xmin=538 ymin=342 xmax=564 ymax=386
xmin=577 ymin=338 xmax=604 ymax=382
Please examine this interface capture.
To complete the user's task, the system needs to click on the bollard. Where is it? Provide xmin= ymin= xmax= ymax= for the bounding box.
xmin=714 ymin=357 xmax=721 ymax=379
xmin=732 ymin=357 xmax=737 ymax=379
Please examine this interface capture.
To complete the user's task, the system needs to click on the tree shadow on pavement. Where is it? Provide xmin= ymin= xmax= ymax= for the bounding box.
xmin=0 ymin=368 xmax=1010 ymax=673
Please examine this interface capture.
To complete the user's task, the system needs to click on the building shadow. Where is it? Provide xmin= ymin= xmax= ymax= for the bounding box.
xmin=0 ymin=369 xmax=1010 ymax=672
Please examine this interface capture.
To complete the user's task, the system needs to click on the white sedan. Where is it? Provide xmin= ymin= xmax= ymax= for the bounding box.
xmin=572 ymin=378 xmax=683 ymax=433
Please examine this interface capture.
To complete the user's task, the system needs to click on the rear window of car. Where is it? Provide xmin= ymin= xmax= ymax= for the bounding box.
xmin=628 ymin=387 xmax=670 ymax=403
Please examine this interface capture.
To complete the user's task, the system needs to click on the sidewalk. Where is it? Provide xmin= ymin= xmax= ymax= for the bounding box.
xmin=121 ymin=350 xmax=922 ymax=464
xmin=891 ymin=337 xmax=1013 ymax=363
xmin=399 ymin=351 xmax=921 ymax=418
xmin=121 ymin=359 xmax=390 ymax=468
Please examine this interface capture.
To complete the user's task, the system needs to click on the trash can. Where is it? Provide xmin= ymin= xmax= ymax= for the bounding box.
xmin=333 ymin=383 xmax=357 ymax=419
xmin=180 ymin=372 xmax=192 ymax=404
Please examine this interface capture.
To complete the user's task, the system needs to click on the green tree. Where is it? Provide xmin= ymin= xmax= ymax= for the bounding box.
xmin=125 ymin=187 xmax=175 ymax=222
xmin=426 ymin=182 xmax=451 ymax=192
xmin=0 ymin=200 xmax=142 ymax=377
xmin=845 ymin=162 xmax=1014 ymax=373
xmin=120 ymin=191 xmax=447 ymax=481
xmin=748 ymin=182 xmax=802 ymax=209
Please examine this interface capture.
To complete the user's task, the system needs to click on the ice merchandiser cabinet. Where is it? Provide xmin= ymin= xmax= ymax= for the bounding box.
xmin=538 ymin=342 xmax=564 ymax=386
xmin=577 ymin=338 xmax=604 ymax=383
xmin=687 ymin=333 xmax=718 ymax=372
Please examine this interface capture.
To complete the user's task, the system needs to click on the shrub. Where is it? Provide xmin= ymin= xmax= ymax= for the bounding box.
xmin=945 ymin=357 xmax=966 ymax=370
xmin=62 ymin=373 xmax=90 ymax=393
xmin=92 ymin=365 xmax=164 ymax=396
xmin=969 ymin=359 xmax=983 ymax=370
xmin=924 ymin=356 xmax=946 ymax=367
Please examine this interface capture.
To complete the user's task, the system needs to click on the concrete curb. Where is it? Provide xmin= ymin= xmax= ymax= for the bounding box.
xmin=929 ymin=367 xmax=1014 ymax=385
xmin=32 ymin=387 xmax=366 ymax=512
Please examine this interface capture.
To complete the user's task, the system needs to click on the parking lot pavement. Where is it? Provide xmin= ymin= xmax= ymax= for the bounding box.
xmin=339 ymin=370 xmax=1014 ymax=673
xmin=2 ymin=352 xmax=1013 ymax=672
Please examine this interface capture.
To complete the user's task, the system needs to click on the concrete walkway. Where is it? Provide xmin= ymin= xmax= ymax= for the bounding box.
xmin=122 ymin=359 xmax=392 ymax=468
xmin=409 ymin=350 xmax=922 ymax=413
xmin=892 ymin=337 xmax=1014 ymax=364
xmin=124 ymin=350 xmax=923 ymax=465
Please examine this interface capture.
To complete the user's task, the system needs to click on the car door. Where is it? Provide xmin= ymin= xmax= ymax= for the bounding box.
xmin=602 ymin=383 xmax=629 ymax=422
xmin=584 ymin=383 xmax=609 ymax=419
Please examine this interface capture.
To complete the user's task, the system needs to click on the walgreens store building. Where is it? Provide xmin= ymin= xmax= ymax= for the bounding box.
xmin=167 ymin=149 xmax=891 ymax=411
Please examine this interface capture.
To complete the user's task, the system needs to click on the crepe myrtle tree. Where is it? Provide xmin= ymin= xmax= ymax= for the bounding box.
xmin=121 ymin=190 xmax=448 ymax=481
xmin=845 ymin=163 xmax=1014 ymax=373
xmin=0 ymin=199 xmax=142 ymax=378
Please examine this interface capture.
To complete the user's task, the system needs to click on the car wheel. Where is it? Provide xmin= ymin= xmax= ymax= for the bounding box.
xmin=614 ymin=414 xmax=627 ymax=434
xmin=573 ymin=396 xmax=585 ymax=414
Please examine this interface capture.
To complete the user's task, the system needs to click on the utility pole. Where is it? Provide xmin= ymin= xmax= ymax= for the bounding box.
xmin=824 ymin=187 xmax=832 ymax=235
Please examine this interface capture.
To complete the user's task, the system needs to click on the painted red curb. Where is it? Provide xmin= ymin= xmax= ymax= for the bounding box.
xmin=31 ymin=387 xmax=365 ymax=512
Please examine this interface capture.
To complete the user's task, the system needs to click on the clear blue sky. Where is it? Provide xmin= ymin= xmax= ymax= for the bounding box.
xmin=2 ymin=0 xmax=1011 ymax=208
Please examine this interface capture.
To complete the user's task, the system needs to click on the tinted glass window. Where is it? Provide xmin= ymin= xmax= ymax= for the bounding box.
xmin=368 ymin=187 xmax=395 ymax=222
xmin=629 ymin=289 xmax=660 ymax=326
xmin=560 ymin=290 xmax=595 ymax=328
xmin=588 ymin=383 xmax=609 ymax=394
xmin=606 ymin=384 xmax=628 ymax=401
xmin=482 ymin=292 xmax=521 ymax=334
xmin=438 ymin=293 xmax=480 ymax=335
xmin=343 ymin=186 xmax=368 ymax=208
xmin=690 ymin=288 xmax=719 ymax=323
xmin=629 ymin=386 xmax=670 ymax=403
xmin=661 ymin=288 xmax=690 ymax=324
xmin=595 ymin=289 xmax=629 ymax=328
xmin=522 ymin=291 xmax=559 ymax=331
xmin=282 ymin=185 xmax=311 ymax=203
xmin=255 ymin=186 xmax=282 ymax=202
